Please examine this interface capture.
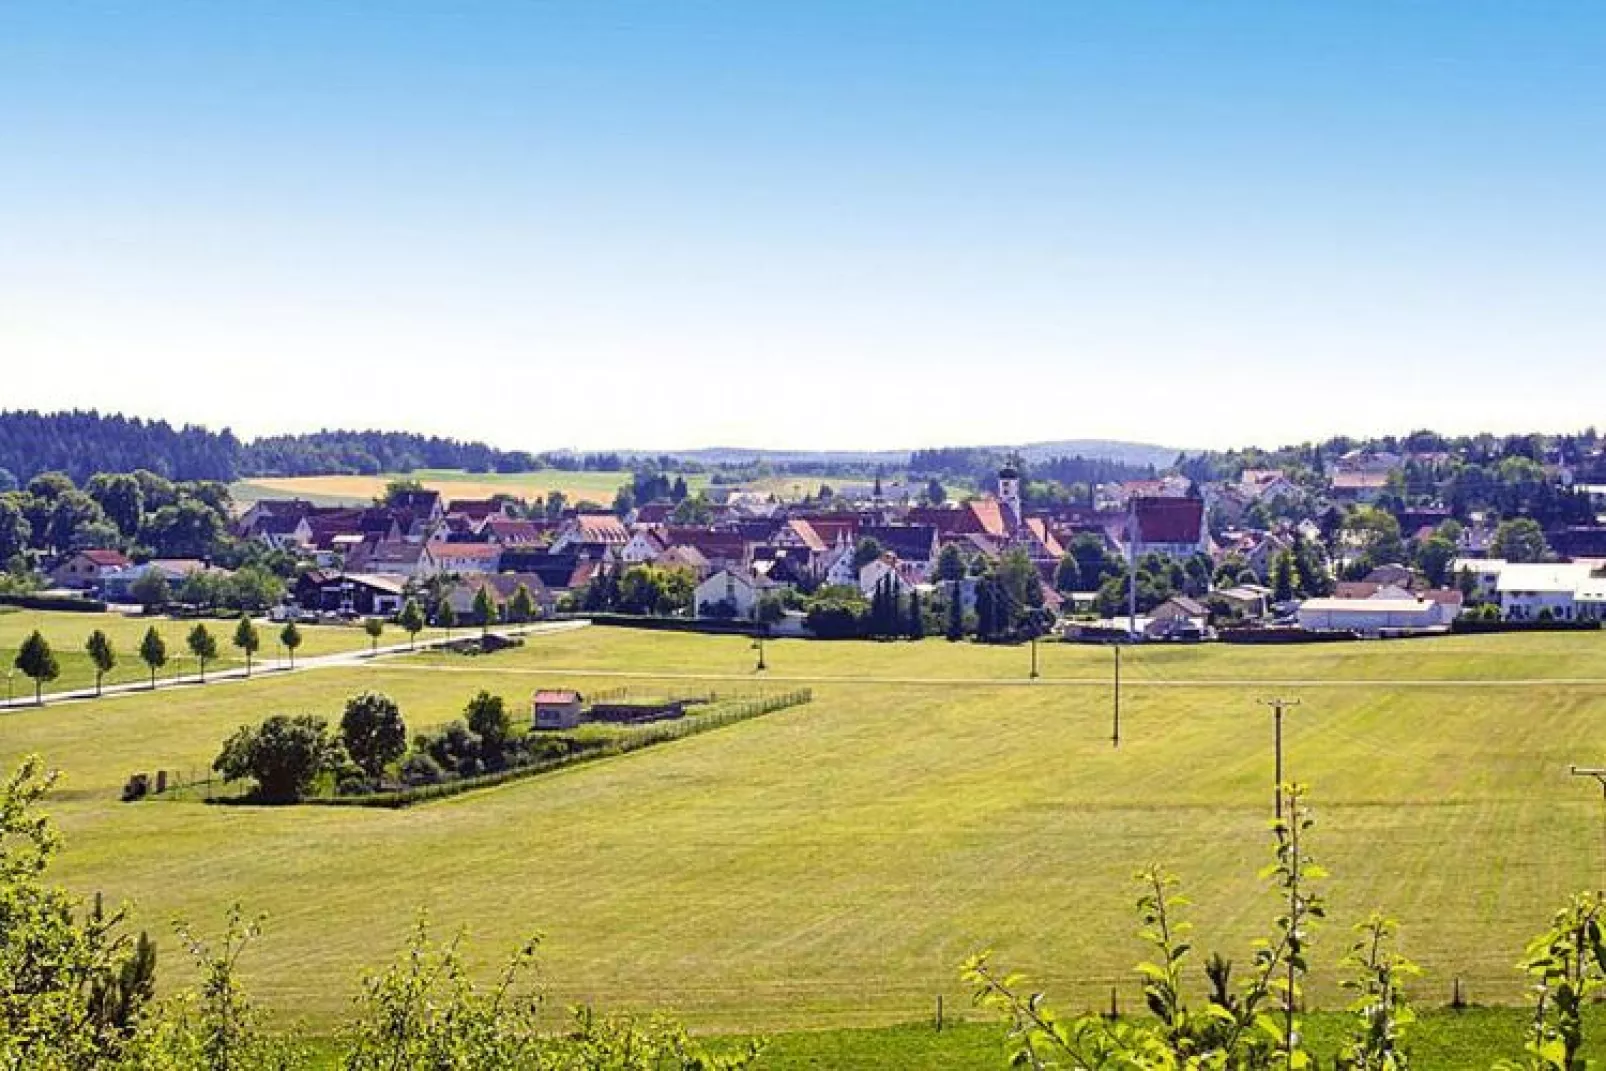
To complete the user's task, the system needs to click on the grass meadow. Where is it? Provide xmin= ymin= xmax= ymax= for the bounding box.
xmin=4 ymin=624 xmax=1606 ymax=1065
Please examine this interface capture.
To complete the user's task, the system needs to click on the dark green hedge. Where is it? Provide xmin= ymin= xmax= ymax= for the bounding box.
xmin=0 ymin=593 xmax=109 ymax=613
xmin=1451 ymin=618 xmax=1602 ymax=634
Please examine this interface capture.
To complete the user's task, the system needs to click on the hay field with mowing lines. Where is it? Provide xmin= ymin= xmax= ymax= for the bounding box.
xmin=4 ymin=623 xmax=1606 ymax=1050
xmin=230 ymin=468 xmax=710 ymax=508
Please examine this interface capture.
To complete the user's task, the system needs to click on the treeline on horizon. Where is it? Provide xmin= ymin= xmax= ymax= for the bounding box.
xmin=3 ymin=408 xmax=1602 ymax=491
xmin=0 ymin=410 xmax=644 ymax=485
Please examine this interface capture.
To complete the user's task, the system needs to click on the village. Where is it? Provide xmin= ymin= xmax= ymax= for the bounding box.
xmin=40 ymin=443 xmax=1606 ymax=644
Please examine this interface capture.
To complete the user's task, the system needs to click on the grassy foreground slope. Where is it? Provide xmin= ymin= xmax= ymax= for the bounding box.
xmin=2 ymin=627 xmax=1604 ymax=1040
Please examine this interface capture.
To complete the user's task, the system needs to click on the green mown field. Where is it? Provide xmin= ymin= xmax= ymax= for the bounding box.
xmin=4 ymin=623 xmax=1606 ymax=1066
xmin=229 ymin=468 xmax=712 ymax=509
xmin=0 ymin=609 xmax=442 ymax=698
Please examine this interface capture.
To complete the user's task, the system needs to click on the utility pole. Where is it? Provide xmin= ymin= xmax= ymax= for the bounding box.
xmin=1112 ymin=644 xmax=1121 ymax=748
xmin=1569 ymin=765 xmax=1606 ymax=892
xmin=1029 ymin=634 xmax=1039 ymax=679
xmin=752 ymin=635 xmax=767 ymax=672
xmin=1126 ymin=500 xmax=1138 ymax=639
xmin=1259 ymin=697 xmax=1301 ymax=819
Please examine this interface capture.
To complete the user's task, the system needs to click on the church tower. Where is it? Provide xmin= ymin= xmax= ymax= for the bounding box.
xmin=998 ymin=457 xmax=1022 ymax=529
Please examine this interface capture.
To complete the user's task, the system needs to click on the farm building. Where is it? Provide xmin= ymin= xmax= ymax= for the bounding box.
xmin=532 ymin=689 xmax=583 ymax=730
xmin=293 ymin=571 xmax=407 ymax=616
xmin=1296 ymin=597 xmax=1452 ymax=635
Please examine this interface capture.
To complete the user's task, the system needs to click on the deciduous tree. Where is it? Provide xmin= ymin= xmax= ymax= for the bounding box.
xmin=363 ymin=616 xmax=384 ymax=653
xmin=187 ymin=623 xmax=218 ymax=682
xmin=340 ymin=691 xmax=407 ymax=780
xmin=138 ymin=626 xmax=167 ymax=688
xmin=1492 ymin=517 xmax=1550 ymax=563
xmin=214 ymin=714 xmax=341 ymax=801
xmin=398 ymin=598 xmax=425 ymax=648
xmin=15 ymin=629 xmax=59 ymax=704
xmin=279 ymin=621 xmax=302 ymax=668
xmin=233 ymin=616 xmax=261 ymax=676
xmin=85 ymin=628 xmax=116 ymax=696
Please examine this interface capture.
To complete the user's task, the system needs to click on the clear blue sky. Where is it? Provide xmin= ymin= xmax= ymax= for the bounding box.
xmin=3 ymin=3 xmax=1602 ymax=452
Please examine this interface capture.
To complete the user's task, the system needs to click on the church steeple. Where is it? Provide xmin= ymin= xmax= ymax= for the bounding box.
xmin=998 ymin=455 xmax=1022 ymax=528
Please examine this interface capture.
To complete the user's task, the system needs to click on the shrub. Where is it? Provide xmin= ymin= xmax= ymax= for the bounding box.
xmin=399 ymin=753 xmax=444 ymax=787
xmin=213 ymin=714 xmax=343 ymax=802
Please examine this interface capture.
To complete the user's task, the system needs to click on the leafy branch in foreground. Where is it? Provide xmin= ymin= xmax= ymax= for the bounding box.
xmin=962 ymin=784 xmax=1340 ymax=1070
xmin=1496 ymin=892 xmax=1606 ymax=1071
xmin=1335 ymin=913 xmax=1418 ymax=1071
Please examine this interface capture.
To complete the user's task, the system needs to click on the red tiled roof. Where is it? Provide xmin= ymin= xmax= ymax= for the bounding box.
xmin=635 ymin=503 xmax=674 ymax=524
xmin=533 ymin=689 xmax=581 ymax=704
xmin=1133 ymin=497 xmax=1204 ymax=544
xmin=79 ymin=549 xmax=130 ymax=567
xmin=572 ymin=514 xmax=630 ymax=543
xmin=447 ymin=499 xmax=505 ymax=520
xmin=665 ymin=527 xmax=748 ymax=560
xmin=966 ymin=500 xmax=1009 ymax=538
xmin=1331 ymin=471 xmax=1389 ymax=490
xmin=785 ymin=519 xmax=827 ymax=552
xmin=429 ymin=542 xmax=503 ymax=561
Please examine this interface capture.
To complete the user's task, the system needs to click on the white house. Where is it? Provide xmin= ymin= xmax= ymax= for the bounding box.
xmin=619 ymin=527 xmax=669 ymax=565
xmin=1450 ymin=558 xmax=1506 ymax=599
xmin=857 ymin=555 xmax=913 ymax=598
xmin=694 ymin=567 xmax=773 ymax=619
xmin=550 ymin=514 xmax=631 ymax=555
xmin=821 ymin=541 xmax=859 ymax=589
xmin=1127 ymin=497 xmax=1209 ymax=560
xmin=1577 ymin=576 xmax=1606 ymax=621
xmin=1496 ymin=563 xmax=1597 ymax=621
xmin=425 ymin=542 xmax=504 ymax=576
xmin=50 ymin=549 xmax=131 ymax=589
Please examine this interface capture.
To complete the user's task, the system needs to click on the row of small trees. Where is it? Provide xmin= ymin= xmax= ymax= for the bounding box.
xmin=9 ymin=620 xmax=311 ymax=704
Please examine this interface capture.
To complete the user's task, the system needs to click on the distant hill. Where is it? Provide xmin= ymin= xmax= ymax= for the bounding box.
xmin=1009 ymin=440 xmax=1183 ymax=470
xmin=642 ymin=440 xmax=1184 ymax=470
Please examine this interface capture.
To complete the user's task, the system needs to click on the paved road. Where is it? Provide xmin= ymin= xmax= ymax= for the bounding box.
xmin=0 ymin=620 xmax=590 ymax=711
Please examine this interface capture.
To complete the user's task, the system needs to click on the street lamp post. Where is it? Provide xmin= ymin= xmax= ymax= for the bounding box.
xmin=1259 ymin=697 xmax=1302 ymax=819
